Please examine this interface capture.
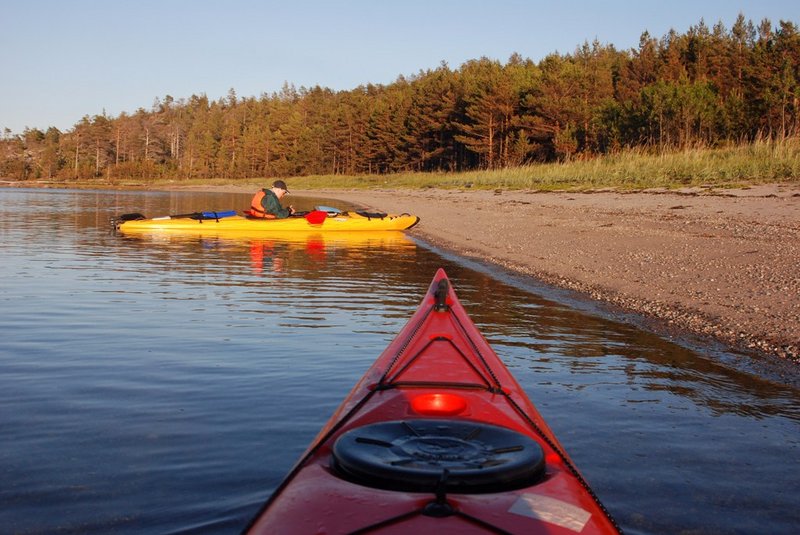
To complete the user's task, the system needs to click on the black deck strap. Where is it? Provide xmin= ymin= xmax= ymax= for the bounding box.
xmin=347 ymin=509 xmax=424 ymax=534
xmin=382 ymin=336 xmax=495 ymax=391
xmin=347 ymin=476 xmax=513 ymax=534
xmin=348 ymin=503 xmax=511 ymax=535
xmin=423 ymin=469 xmax=455 ymax=517
xmin=348 ymin=475 xmax=511 ymax=534
xmin=356 ymin=210 xmax=387 ymax=220
xmin=452 ymin=510 xmax=514 ymax=534
xmin=434 ymin=279 xmax=450 ymax=311
xmin=501 ymin=392 xmax=622 ymax=532
xmin=372 ymin=381 xmax=497 ymax=392
xmin=377 ymin=305 xmax=434 ymax=386
xmin=449 ymin=312 xmax=504 ymax=390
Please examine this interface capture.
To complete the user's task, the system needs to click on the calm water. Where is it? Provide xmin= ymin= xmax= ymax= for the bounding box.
xmin=1 ymin=188 xmax=798 ymax=534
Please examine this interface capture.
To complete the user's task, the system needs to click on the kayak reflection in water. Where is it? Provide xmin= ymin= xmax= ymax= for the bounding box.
xmin=250 ymin=240 xmax=287 ymax=274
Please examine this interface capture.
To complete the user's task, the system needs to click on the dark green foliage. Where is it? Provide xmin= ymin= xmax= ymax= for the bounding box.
xmin=2 ymin=15 xmax=798 ymax=181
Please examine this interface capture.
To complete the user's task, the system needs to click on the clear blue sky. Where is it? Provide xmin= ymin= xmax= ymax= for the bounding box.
xmin=1 ymin=0 xmax=797 ymax=135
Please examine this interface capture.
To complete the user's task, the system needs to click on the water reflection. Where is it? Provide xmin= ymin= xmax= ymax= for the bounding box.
xmin=435 ymin=272 xmax=799 ymax=422
xmin=1 ymin=188 xmax=798 ymax=535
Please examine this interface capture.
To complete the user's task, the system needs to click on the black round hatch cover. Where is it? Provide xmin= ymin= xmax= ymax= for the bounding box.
xmin=332 ymin=419 xmax=545 ymax=493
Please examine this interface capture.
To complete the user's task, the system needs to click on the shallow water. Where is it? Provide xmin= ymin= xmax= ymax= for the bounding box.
xmin=1 ymin=188 xmax=797 ymax=534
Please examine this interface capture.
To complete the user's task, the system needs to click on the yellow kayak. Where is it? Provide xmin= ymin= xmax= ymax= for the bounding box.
xmin=114 ymin=210 xmax=420 ymax=233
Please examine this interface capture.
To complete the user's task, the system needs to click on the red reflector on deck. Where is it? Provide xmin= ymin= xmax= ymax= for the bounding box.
xmin=410 ymin=393 xmax=468 ymax=416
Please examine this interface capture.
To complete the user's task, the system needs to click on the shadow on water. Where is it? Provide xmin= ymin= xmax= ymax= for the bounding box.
xmin=1 ymin=188 xmax=798 ymax=534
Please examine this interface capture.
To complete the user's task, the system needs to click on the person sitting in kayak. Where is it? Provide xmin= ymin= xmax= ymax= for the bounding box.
xmin=248 ymin=180 xmax=296 ymax=219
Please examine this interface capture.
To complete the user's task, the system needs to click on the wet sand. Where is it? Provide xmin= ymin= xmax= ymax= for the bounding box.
xmin=310 ymin=184 xmax=799 ymax=368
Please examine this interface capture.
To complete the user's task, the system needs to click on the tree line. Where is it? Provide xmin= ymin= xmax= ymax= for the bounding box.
xmin=2 ymin=14 xmax=799 ymax=182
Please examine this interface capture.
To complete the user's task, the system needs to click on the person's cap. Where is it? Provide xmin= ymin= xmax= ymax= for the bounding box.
xmin=273 ymin=180 xmax=289 ymax=193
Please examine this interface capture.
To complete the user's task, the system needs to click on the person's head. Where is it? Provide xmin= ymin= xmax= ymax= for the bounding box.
xmin=271 ymin=180 xmax=289 ymax=198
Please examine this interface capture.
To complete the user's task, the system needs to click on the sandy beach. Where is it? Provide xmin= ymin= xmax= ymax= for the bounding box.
xmin=306 ymin=184 xmax=800 ymax=370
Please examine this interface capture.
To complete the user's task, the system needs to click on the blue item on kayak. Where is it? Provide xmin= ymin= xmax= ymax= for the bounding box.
xmin=200 ymin=210 xmax=237 ymax=219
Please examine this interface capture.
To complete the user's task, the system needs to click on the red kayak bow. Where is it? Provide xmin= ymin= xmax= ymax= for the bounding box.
xmin=245 ymin=269 xmax=620 ymax=534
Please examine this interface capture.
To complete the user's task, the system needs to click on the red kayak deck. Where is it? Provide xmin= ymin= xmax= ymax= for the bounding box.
xmin=245 ymin=269 xmax=620 ymax=534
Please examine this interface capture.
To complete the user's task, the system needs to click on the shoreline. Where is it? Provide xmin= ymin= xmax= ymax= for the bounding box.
xmin=309 ymin=185 xmax=800 ymax=373
xmin=4 ymin=181 xmax=799 ymax=375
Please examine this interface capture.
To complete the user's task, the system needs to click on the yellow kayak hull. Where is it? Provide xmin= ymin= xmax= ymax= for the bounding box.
xmin=116 ymin=228 xmax=415 ymax=249
xmin=117 ymin=212 xmax=420 ymax=233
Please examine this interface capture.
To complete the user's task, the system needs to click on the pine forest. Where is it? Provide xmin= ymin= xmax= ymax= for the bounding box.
xmin=2 ymin=15 xmax=799 ymax=183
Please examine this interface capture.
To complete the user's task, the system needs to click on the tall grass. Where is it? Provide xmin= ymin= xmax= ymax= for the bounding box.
xmin=286 ymin=137 xmax=800 ymax=192
xmin=74 ymin=137 xmax=800 ymax=191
